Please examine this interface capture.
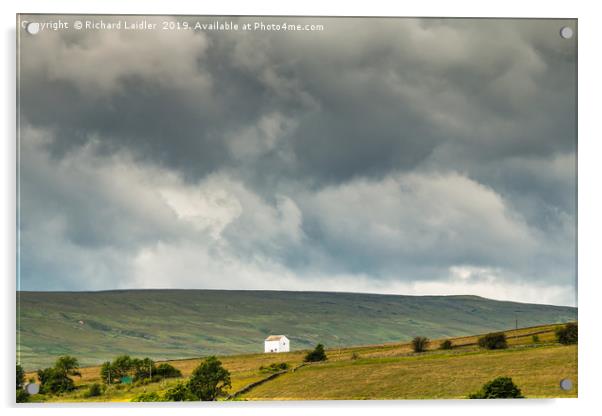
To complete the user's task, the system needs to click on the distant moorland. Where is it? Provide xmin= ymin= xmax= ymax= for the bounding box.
xmin=17 ymin=289 xmax=576 ymax=370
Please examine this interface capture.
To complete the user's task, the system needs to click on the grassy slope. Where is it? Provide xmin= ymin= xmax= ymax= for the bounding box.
xmin=244 ymin=345 xmax=577 ymax=400
xmin=17 ymin=290 xmax=576 ymax=370
xmin=28 ymin=324 xmax=577 ymax=402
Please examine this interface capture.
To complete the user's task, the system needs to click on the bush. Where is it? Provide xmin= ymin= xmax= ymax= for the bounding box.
xmin=440 ymin=340 xmax=453 ymax=350
xmin=304 ymin=344 xmax=327 ymax=362
xmin=164 ymin=382 xmax=197 ymax=401
xmin=155 ymin=363 xmax=182 ymax=379
xmin=131 ymin=391 xmax=163 ymax=402
xmin=351 ymin=352 xmax=360 ymax=360
xmin=556 ymin=323 xmax=578 ymax=345
xmin=83 ymin=383 xmax=103 ymax=398
xmin=133 ymin=378 xmax=150 ymax=387
xmin=469 ymin=377 xmax=524 ymax=399
xmin=478 ymin=332 xmax=508 ymax=350
xmin=16 ymin=388 xmax=29 ymax=403
xmin=412 ymin=336 xmax=429 ymax=353
xmin=259 ymin=362 xmax=289 ymax=373
xmin=532 ymin=335 xmax=540 ymax=343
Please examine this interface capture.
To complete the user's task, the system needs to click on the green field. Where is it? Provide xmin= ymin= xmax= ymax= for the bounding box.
xmin=17 ymin=290 xmax=576 ymax=370
xmin=25 ymin=323 xmax=577 ymax=402
xmin=243 ymin=344 xmax=576 ymax=400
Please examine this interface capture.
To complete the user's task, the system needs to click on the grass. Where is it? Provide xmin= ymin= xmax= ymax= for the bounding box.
xmin=242 ymin=345 xmax=576 ymax=400
xmin=25 ymin=323 xmax=577 ymax=402
xmin=17 ymin=289 xmax=577 ymax=369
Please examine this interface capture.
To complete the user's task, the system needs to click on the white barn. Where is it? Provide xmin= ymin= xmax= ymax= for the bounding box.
xmin=264 ymin=335 xmax=290 ymax=353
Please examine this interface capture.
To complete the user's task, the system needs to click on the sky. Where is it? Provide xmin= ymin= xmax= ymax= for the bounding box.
xmin=17 ymin=16 xmax=577 ymax=305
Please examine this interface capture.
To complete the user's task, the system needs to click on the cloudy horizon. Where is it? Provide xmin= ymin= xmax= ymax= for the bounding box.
xmin=18 ymin=16 xmax=577 ymax=306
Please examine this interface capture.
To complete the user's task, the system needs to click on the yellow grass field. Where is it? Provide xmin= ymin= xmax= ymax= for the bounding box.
xmin=26 ymin=323 xmax=577 ymax=402
xmin=243 ymin=345 xmax=576 ymax=400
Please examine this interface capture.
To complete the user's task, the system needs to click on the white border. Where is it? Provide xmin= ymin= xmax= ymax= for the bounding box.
xmin=2 ymin=1 xmax=601 ymax=415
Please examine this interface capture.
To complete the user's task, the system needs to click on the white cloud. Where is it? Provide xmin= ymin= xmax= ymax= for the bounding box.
xmin=159 ymin=181 xmax=243 ymax=239
xmin=301 ymin=171 xmax=537 ymax=272
xmin=228 ymin=112 xmax=298 ymax=161
xmin=20 ymin=126 xmax=305 ymax=289
xmin=19 ymin=125 xmax=575 ymax=306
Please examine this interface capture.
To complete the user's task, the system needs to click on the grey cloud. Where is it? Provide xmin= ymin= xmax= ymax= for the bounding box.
xmin=17 ymin=16 xmax=577 ymax=304
xmin=20 ymin=18 xmax=575 ymax=184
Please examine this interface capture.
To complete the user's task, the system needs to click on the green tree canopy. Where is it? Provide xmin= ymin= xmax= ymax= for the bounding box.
xmin=55 ymin=356 xmax=81 ymax=377
xmin=556 ymin=322 xmax=578 ymax=345
xmin=132 ymin=357 xmax=155 ymax=380
xmin=37 ymin=355 xmax=82 ymax=394
xmin=187 ymin=356 xmax=231 ymax=401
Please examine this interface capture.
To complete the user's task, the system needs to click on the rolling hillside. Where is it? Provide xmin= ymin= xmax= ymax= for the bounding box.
xmin=26 ymin=323 xmax=577 ymax=401
xmin=17 ymin=290 xmax=576 ymax=370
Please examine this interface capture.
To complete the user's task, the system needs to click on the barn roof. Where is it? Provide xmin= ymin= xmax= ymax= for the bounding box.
xmin=265 ymin=335 xmax=287 ymax=341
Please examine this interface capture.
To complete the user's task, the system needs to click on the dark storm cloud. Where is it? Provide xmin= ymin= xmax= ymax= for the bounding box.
xmin=20 ymin=18 xmax=576 ymax=183
xmin=18 ymin=16 xmax=577 ymax=304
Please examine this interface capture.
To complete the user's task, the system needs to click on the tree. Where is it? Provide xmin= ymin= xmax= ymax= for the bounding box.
xmin=412 ymin=336 xmax=429 ymax=353
xmin=556 ymin=322 xmax=578 ymax=345
xmin=440 ymin=340 xmax=453 ymax=350
xmin=111 ymin=355 xmax=134 ymax=377
xmin=16 ymin=364 xmax=28 ymax=403
xmin=55 ymin=356 xmax=81 ymax=378
xmin=101 ymin=355 xmax=134 ymax=384
xmin=37 ymin=367 xmax=76 ymax=394
xmin=478 ymin=332 xmax=508 ymax=350
xmin=469 ymin=377 xmax=524 ymax=399
xmin=100 ymin=361 xmax=113 ymax=384
xmin=187 ymin=356 xmax=231 ymax=401
xmin=133 ymin=357 xmax=155 ymax=380
xmin=37 ymin=356 xmax=82 ymax=394
xmin=304 ymin=344 xmax=327 ymax=362
xmin=16 ymin=364 xmax=25 ymax=390
xmin=101 ymin=356 xmax=182 ymax=384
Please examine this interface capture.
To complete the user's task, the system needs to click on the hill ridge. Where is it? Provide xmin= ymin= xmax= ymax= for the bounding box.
xmin=17 ymin=289 xmax=576 ymax=370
